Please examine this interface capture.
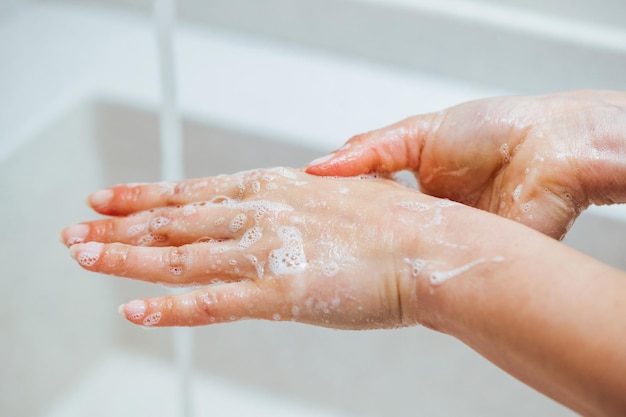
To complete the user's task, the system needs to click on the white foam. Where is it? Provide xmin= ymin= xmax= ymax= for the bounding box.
xmin=137 ymin=233 xmax=166 ymax=246
xmin=245 ymin=254 xmax=265 ymax=279
xmin=436 ymin=199 xmax=461 ymax=208
xmin=513 ymin=184 xmax=523 ymax=201
xmin=237 ymin=227 xmax=263 ymax=250
xmin=322 ymin=262 xmax=339 ymax=277
xmin=127 ymin=223 xmax=147 ymax=237
xmin=229 ymin=213 xmax=247 ymax=233
xmin=268 ymin=167 xmax=298 ymax=179
xmin=182 ymin=205 xmax=197 ymax=216
xmin=430 ymin=257 xmax=504 ymax=285
xmin=191 ymin=180 xmax=208 ymax=190
xmin=151 ymin=216 xmax=170 ymax=230
xmin=403 ymin=258 xmax=426 ymax=278
xmin=128 ymin=311 xmax=145 ymax=321
xmin=206 ymin=197 xmax=294 ymax=222
xmin=499 ymin=143 xmax=511 ymax=163
xmin=142 ymin=312 xmax=162 ymax=326
xmin=396 ymin=201 xmax=432 ymax=212
xmin=169 ymin=266 xmax=184 ymax=276
xmin=268 ymin=226 xmax=307 ymax=275
xmin=157 ymin=181 xmax=177 ymax=195
xmin=77 ymin=252 xmax=99 ymax=267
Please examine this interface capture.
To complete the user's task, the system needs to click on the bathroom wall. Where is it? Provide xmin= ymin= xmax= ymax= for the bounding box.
xmin=475 ymin=0 xmax=625 ymax=27
xmin=0 ymin=0 xmax=27 ymax=18
xmin=34 ymin=0 xmax=626 ymax=93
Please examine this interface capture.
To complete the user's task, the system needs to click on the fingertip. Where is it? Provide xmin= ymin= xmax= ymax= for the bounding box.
xmin=308 ymin=152 xmax=336 ymax=167
xmin=304 ymin=152 xmax=337 ymax=175
xmin=88 ymin=189 xmax=113 ymax=211
xmin=305 ymin=141 xmax=357 ymax=174
xmin=69 ymin=241 xmax=103 ymax=268
xmin=61 ymin=223 xmax=89 ymax=247
xmin=120 ymin=299 xmax=148 ymax=324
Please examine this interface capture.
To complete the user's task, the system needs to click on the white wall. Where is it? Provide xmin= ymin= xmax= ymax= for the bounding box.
xmin=33 ymin=0 xmax=626 ymax=93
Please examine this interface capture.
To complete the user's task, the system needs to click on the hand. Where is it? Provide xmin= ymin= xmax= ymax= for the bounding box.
xmin=306 ymin=90 xmax=626 ymax=239
xmin=60 ymin=169 xmax=626 ymax=415
xmin=62 ymin=167 xmax=488 ymax=329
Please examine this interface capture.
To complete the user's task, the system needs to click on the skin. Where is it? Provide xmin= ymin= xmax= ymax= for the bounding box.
xmin=306 ymin=90 xmax=626 ymax=239
xmin=61 ymin=90 xmax=626 ymax=416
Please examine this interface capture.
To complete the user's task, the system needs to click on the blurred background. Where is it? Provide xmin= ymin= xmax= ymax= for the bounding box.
xmin=0 ymin=0 xmax=624 ymax=416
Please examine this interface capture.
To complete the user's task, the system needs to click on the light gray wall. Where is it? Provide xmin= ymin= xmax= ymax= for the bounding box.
xmin=32 ymin=0 xmax=626 ymax=93
xmin=479 ymin=0 xmax=625 ymax=28
xmin=0 ymin=0 xmax=28 ymax=19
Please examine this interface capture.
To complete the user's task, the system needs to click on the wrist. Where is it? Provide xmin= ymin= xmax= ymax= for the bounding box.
xmin=399 ymin=204 xmax=527 ymax=333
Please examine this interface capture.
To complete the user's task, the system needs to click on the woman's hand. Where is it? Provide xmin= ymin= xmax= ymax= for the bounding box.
xmin=62 ymin=167 xmax=491 ymax=329
xmin=306 ymin=90 xmax=626 ymax=239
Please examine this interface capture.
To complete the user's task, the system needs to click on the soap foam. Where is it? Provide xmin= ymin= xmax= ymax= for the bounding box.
xmin=513 ymin=184 xmax=523 ymax=201
xmin=151 ymin=216 xmax=170 ymax=230
xmin=245 ymin=254 xmax=265 ymax=279
xmin=237 ymin=227 xmax=262 ymax=250
xmin=77 ymin=252 xmax=100 ymax=267
xmin=268 ymin=226 xmax=307 ymax=275
xmin=403 ymin=258 xmax=426 ymax=278
xmin=430 ymin=257 xmax=504 ymax=285
xmin=127 ymin=223 xmax=147 ymax=237
xmin=229 ymin=214 xmax=247 ymax=233
xmin=182 ymin=205 xmax=197 ymax=216
xmin=137 ymin=233 xmax=166 ymax=246
xmin=322 ymin=262 xmax=339 ymax=277
xmin=142 ymin=312 xmax=162 ymax=326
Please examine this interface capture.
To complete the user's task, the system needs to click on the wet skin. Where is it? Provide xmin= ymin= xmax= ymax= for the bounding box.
xmin=61 ymin=90 xmax=626 ymax=416
xmin=63 ymin=167 xmax=486 ymax=329
xmin=307 ymin=90 xmax=626 ymax=239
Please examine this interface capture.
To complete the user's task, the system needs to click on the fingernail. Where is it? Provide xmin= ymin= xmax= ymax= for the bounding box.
xmin=70 ymin=241 xmax=103 ymax=267
xmin=308 ymin=153 xmax=336 ymax=166
xmin=89 ymin=189 xmax=113 ymax=209
xmin=62 ymin=224 xmax=89 ymax=246
xmin=122 ymin=299 xmax=147 ymax=321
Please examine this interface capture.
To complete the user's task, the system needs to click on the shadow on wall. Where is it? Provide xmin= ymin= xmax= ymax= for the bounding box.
xmin=92 ymin=100 xmax=318 ymax=185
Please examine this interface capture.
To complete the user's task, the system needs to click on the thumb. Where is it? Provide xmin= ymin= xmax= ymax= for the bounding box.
xmin=305 ymin=115 xmax=435 ymax=177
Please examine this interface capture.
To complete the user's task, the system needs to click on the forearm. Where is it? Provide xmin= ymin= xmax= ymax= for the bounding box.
xmin=414 ymin=213 xmax=626 ymax=416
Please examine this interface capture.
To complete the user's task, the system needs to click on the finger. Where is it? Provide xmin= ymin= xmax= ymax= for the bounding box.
xmin=61 ymin=203 xmax=255 ymax=247
xmin=119 ymin=281 xmax=290 ymax=327
xmin=305 ymin=114 xmax=436 ymax=176
xmin=88 ymin=176 xmax=244 ymax=216
xmin=69 ymin=241 xmax=263 ymax=285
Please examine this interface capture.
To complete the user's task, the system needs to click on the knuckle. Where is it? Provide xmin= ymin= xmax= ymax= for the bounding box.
xmin=166 ymin=246 xmax=189 ymax=278
xmin=149 ymin=213 xmax=171 ymax=233
xmin=168 ymin=182 xmax=187 ymax=205
xmin=195 ymin=291 xmax=219 ymax=323
xmin=349 ymin=132 xmax=369 ymax=146
xmin=129 ymin=186 xmax=143 ymax=209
